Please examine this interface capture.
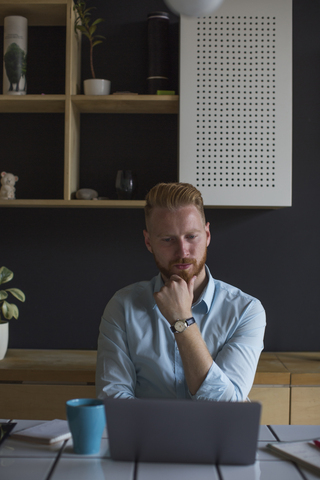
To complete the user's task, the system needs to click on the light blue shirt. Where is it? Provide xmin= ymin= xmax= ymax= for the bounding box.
xmin=96 ymin=266 xmax=266 ymax=401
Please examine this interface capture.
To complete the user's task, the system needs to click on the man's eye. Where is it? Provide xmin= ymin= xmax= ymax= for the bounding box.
xmin=163 ymin=237 xmax=173 ymax=243
xmin=187 ymin=235 xmax=196 ymax=240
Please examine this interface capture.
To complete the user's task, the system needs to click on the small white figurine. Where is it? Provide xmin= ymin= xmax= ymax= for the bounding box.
xmin=0 ymin=172 xmax=19 ymax=200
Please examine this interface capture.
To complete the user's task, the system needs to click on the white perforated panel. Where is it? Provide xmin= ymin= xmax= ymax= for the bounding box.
xmin=179 ymin=0 xmax=292 ymax=207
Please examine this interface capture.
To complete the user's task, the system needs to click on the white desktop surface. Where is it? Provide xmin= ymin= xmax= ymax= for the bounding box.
xmin=1 ymin=421 xmax=320 ymax=480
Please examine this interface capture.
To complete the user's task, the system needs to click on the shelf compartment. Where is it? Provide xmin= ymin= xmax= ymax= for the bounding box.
xmin=72 ymin=95 xmax=179 ymax=114
xmin=0 ymin=95 xmax=65 ymax=112
xmin=0 ymin=112 xmax=65 ymax=199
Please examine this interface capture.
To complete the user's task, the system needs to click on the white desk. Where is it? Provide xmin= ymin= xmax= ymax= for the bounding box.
xmin=1 ymin=420 xmax=320 ymax=480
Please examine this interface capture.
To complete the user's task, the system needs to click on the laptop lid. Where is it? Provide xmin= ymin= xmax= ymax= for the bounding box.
xmin=104 ymin=398 xmax=261 ymax=464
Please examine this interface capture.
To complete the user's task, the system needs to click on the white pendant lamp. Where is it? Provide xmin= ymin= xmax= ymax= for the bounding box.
xmin=164 ymin=0 xmax=224 ymax=17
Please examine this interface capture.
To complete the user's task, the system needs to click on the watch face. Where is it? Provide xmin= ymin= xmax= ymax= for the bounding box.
xmin=175 ymin=320 xmax=186 ymax=332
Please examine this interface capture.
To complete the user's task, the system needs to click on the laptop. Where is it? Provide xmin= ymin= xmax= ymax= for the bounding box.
xmin=104 ymin=397 xmax=261 ymax=464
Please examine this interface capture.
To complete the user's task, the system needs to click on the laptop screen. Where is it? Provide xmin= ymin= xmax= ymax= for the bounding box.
xmin=104 ymin=398 xmax=261 ymax=464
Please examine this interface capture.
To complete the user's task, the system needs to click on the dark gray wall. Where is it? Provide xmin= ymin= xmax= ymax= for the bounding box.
xmin=1 ymin=0 xmax=319 ymax=352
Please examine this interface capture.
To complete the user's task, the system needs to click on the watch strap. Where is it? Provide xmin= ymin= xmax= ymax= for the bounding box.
xmin=185 ymin=317 xmax=195 ymax=327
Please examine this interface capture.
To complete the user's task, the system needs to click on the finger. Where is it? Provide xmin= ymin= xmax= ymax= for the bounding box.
xmin=169 ymin=274 xmax=186 ymax=283
xmin=188 ymin=275 xmax=197 ymax=293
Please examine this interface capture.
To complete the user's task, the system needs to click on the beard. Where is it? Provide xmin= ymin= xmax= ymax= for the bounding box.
xmin=153 ymin=248 xmax=207 ymax=283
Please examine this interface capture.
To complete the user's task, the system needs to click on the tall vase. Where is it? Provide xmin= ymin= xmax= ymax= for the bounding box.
xmin=3 ymin=16 xmax=28 ymax=95
xmin=0 ymin=322 xmax=9 ymax=360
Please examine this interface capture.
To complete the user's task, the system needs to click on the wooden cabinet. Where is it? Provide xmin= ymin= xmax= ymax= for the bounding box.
xmin=0 ymin=349 xmax=96 ymax=420
xmin=1 ymin=349 xmax=320 ymax=423
xmin=249 ymin=353 xmax=291 ymax=425
xmin=250 ymin=352 xmax=320 ymax=425
xmin=0 ymin=0 xmax=179 ymax=208
xmin=278 ymin=352 xmax=320 ymax=425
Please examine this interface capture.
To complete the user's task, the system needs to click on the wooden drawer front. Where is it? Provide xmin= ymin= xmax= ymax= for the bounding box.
xmin=1 ymin=384 xmax=96 ymax=420
xmin=249 ymin=387 xmax=290 ymax=425
xmin=291 ymin=387 xmax=320 ymax=425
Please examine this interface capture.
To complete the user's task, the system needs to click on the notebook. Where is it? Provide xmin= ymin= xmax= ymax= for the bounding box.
xmin=104 ymin=398 xmax=261 ymax=464
xmin=267 ymin=440 xmax=320 ymax=475
xmin=10 ymin=419 xmax=71 ymax=445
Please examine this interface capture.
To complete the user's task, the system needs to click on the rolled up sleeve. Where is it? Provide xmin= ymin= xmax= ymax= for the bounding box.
xmin=96 ymin=297 xmax=136 ymax=400
xmin=191 ymin=299 xmax=266 ymax=401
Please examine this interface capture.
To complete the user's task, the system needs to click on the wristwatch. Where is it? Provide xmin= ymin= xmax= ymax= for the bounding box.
xmin=170 ymin=317 xmax=195 ymax=334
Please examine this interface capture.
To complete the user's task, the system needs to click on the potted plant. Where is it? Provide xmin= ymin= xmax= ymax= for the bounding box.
xmin=73 ymin=0 xmax=111 ymax=95
xmin=0 ymin=266 xmax=25 ymax=360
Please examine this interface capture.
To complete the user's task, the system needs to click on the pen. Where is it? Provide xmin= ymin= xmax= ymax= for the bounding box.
xmin=313 ymin=440 xmax=320 ymax=449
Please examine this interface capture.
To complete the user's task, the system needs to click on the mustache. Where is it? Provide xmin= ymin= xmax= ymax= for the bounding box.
xmin=169 ymin=258 xmax=197 ymax=267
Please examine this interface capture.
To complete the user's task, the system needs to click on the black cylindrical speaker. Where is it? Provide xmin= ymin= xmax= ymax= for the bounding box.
xmin=147 ymin=12 xmax=170 ymax=94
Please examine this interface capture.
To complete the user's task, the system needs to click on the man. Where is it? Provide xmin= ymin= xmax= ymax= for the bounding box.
xmin=96 ymin=182 xmax=266 ymax=401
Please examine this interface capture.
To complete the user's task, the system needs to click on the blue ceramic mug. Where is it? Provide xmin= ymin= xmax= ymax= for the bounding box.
xmin=66 ymin=398 xmax=106 ymax=455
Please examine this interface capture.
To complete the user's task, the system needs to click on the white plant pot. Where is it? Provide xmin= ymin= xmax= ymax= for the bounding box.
xmin=83 ymin=79 xmax=111 ymax=96
xmin=0 ymin=322 xmax=9 ymax=360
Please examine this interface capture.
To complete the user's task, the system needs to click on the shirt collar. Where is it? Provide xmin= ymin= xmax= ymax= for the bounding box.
xmin=154 ymin=272 xmax=164 ymax=293
xmin=152 ymin=274 xmax=164 ymax=310
xmin=152 ymin=265 xmax=215 ymax=314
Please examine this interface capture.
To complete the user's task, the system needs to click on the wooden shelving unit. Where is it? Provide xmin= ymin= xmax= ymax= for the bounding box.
xmin=0 ymin=95 xmax=66 ymax=113
xmin=72 ymin=94 xmax=179 ymax=114
xmin=0 ymin=0 xmax=179 ymax=208
xmin=0 ymin=199 xmax=146 ymax=208
xmin=0 ymin=94 xmax=179 ymax=115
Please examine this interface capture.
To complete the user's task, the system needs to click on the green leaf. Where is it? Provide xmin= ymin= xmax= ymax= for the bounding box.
xmin=11 ymin=303 xmax=19 ymax=319
xmin=92 ymin=40 xmax=103 ymax=47
xmin=1 ymin=301 xmax=8 ymax=318
xmin=0 ymin=290 xmax=8 ymax=300
xmin=2 ymin=301 xmax=19 ymax=319
xmin=84 ymin=7 xmax=95 ymax=14
xmin=76 ymin=25 xmax=88 ymax=33
xmin=89 ymin=25 xmax=97 ymax=36
xmin=5 ymin=288 xmax=25 ymax=302
xmin=0 ymin=267 xmax=13 ymax=285
xmin=91 ymin=18 xmax=105 ymax=26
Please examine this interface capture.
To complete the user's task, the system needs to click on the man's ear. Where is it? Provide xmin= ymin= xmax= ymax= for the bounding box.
xmin=143 ymin=229 xmax=153 ymax=253
xmin=205 ymin=222 xmax=211 ymax=247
